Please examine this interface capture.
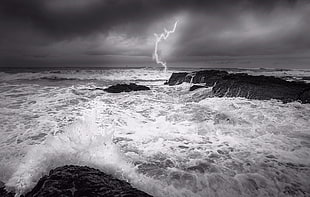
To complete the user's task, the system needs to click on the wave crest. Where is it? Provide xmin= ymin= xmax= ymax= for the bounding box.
xmin=6 ymin=113 xmax=133 ymax=196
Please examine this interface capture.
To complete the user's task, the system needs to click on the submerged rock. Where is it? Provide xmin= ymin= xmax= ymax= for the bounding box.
xmin=166 ymin=70 xmax=310 ymax=103
xmin=104 ymin=83 xmax=150 ymax=93
xmin=2 ymin=165 xmax=153 ymax=197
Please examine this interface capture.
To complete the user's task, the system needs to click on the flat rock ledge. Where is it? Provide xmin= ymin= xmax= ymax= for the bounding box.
xmin=1 ymin=165 xmax=153 ymax=197
xmin=104 ymin=83 xmax=150 ymax=93
xmin=166 ymin=70 xmax=310 ymax=103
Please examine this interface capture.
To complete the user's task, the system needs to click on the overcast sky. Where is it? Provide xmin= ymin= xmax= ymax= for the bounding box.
xmin=1 ymin=0 xmax=310 ymax=68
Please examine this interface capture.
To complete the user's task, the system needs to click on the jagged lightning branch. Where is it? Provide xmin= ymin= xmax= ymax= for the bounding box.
xmin=153 ymin=21 xmax=178 ymax=72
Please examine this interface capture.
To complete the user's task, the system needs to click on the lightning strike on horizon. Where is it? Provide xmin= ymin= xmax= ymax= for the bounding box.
xmin=153 ymin=21 xmax=178 ymax=73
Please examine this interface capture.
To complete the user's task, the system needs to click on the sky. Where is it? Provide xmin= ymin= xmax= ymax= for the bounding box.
xmin=0 ymin=0 xmax=310 ymax=68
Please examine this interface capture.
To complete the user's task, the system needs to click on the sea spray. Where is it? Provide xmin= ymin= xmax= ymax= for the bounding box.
xmin=4 ymin=108 xmax=209 ymax=197
xmin=5 ymin=111 xmax=134 ymax=196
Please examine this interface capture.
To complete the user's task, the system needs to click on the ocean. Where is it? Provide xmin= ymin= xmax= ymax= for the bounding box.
xmin=0 ymin=67 xmax=310 ymax=197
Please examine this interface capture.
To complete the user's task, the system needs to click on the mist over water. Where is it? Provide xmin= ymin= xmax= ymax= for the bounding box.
xmin=0 ymin=68 xmax=310 ymax=197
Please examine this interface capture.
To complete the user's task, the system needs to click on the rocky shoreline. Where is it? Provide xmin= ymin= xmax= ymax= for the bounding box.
xmin=1 ymin=165 xmax=153 ymax=197
xmin=166 ymin=70 xmax=310 ymax=103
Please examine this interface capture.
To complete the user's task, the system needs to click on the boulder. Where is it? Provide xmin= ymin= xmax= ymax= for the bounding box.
xmin=25 ymin=165 xmax=152 ymax=197
xmin=166 ymin=70 xmax=310 ymax=103
xmin=104 ymin=83 xmax=150 ymax=93
xmin=2 ymin=165 xmax=153 ymax=197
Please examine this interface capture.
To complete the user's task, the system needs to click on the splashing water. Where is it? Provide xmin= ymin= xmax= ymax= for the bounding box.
xmin=153 ymin=21 xmax=178 ymax=73
xmin=1 ymin=68 xmax=310 ymax=197
xmin=5 ymin=111 xmax=132 ymax=196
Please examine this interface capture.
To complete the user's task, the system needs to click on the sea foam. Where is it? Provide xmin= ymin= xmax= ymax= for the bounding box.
xmin=6 ymin=112 xmax=134 ymax=195
xmin=1 ymin=68 xmax=310 ymax=197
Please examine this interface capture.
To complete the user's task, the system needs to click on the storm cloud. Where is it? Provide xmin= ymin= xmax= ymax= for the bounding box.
xmin=0 ymin=0 xmax=309 ymax=68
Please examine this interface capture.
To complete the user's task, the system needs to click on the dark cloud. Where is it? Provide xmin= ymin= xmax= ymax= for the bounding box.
xmin=0 ymin=0 xmax=300 ymax=38
xmin=173 ymin=3 xmax=310 ymax=56
xmin=0 ymin=0 xmax=309 ymax=67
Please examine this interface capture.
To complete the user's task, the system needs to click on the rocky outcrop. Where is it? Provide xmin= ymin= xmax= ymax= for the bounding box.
xmin=165 ymin=72 xmax=189 ymax=85
xmin=212 ymin=73 xmax=310 ymax=103
xmin=166 ymin=70 xmax=310 ymax=103
xmin=166 ymin=70 xmax=228 ymax=86
xmin=0 ymin=181 xmax=14 ymax=197
xmin=104 ymin=83 xmax=150 ymax=93
xmin=1 ymin=165 xmax=153 ymax=197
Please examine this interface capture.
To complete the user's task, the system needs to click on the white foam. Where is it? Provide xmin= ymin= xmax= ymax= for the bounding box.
xmin=1 ymin=69 xmax=310 ymax=196
xmin=6 ymin=113 xmax=134 ymax=195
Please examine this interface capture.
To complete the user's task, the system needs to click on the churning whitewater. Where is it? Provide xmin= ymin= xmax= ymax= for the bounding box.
xmin=0 ymin=68 xmax=310 ymax=197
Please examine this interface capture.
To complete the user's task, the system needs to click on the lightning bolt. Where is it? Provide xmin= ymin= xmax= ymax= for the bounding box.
xmin=153 ymin=21 xmax=178 ymax=73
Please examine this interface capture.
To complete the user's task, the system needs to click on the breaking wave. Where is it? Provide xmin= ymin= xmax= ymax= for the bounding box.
xmin=1 ymin=68 xmax=310 ymax=197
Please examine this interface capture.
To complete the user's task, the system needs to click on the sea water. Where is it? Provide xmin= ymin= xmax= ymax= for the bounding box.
xmin=0 ymin=68 xmax=309 ymax=197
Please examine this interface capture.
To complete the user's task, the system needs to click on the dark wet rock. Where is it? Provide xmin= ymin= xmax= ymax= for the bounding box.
xmin=298 ymin=88 xmax=310 ymax=103
xmin=165 ymin=72 xmax=188 ymax=85
xmin=212 ymin=73 xmax=310 ymax=103
xmin=178 ymin=145 xmax=189 ymax=149
xmin=0 ymin=181 xmax=14 ymax=197
xmin=189 ymin=85 xmax=206 ymax=91
xmin=166 ymin=70 xmax=228 ymax=86
xmin=104 ymin=83 xmax=150 ymax=93
xmin=19 ymin=165 xmax=153 ymax=197
xmin=166 ymin=70 xmax=310 ymax=103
